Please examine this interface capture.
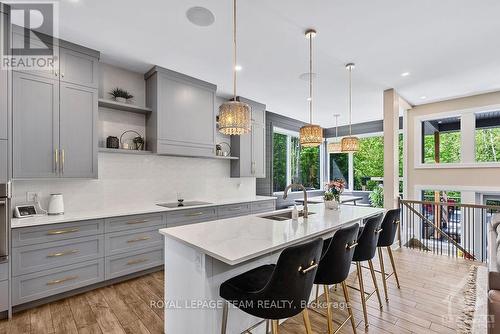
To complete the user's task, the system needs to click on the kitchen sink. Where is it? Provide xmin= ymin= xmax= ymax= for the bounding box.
xmin=261 ymin=211 xmax=315 ymax=221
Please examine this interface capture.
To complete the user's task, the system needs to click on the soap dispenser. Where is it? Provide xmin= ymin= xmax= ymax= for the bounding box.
xmin=292 ymin=204 xmax=299 ymax=220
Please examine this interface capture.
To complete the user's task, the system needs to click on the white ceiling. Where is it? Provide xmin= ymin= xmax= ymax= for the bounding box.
xmin=57 ymin=0 xmax=500 ymax=127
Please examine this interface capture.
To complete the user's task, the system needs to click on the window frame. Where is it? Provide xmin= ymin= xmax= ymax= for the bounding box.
xmin=272 ymin=127 xmax=325 ymax=195
xmin=413 ymin=105 xmax=500 ymax=169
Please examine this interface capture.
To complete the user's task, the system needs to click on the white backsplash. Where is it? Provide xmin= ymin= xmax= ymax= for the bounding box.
xmin=12 ymin=153 xmax=256 ymax=212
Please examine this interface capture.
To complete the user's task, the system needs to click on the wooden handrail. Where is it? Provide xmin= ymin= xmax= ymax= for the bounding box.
xmin=400 ymin=200 xmax=476 ymax=260
xmin=399 ymin=198 xmax=500 ymax=211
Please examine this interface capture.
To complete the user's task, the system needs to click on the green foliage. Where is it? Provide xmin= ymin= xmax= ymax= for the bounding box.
xmin=353 ymin=136 xmax=384 ymax=191
xmin=299 ymin=146 xmax=320 ymax=189
xmin=475 ymin=128 xmax=500 ymax=162
xmin=369 ymin=186 xmax=384 ymax=208
xmin=324 ymin=192 xmax=334 ymax=201
xmin=273 ymin=133 xmax=287 ymax=192
xmin=109 ymin=88 xmax=133 ymax=99
xmin=330 ymin=153 xmax=349 ymax=186
xmin=423 ymin=132 xmax=461 ymax=163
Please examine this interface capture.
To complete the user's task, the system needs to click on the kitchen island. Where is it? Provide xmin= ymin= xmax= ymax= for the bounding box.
xmin=159 ymin=203 xmax=384 ymax=334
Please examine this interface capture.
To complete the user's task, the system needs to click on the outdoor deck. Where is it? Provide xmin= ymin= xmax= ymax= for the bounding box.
xmin=0 ymin=248 xmax=486 ymax=334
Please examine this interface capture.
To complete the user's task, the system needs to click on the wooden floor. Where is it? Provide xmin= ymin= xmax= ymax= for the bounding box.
xmin=0 ymin=248 xmax=485 ymax=334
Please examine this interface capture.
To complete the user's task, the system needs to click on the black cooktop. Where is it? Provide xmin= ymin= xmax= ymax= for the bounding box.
xmin=157 ymin=201 xmax=213 ymax=208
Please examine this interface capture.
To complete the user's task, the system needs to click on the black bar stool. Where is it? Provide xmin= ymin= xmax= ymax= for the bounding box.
xmin=219 ymin=238 xmax=323 ymax=334
xmin=376 ymin=208 xmax=401 ymax=302
xmin=313 ymin=223 xmax=360 ymax=334
xmin=350 ymin=214 xmax=384 ymax=329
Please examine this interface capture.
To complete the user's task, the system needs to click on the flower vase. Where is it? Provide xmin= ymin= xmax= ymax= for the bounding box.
xmin=324 ymin=199 xmax=340 ymax=210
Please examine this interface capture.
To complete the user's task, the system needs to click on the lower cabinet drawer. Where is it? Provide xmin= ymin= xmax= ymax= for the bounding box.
xmin=12 ymin=259 xmax=104 ymax=305
xmin=251 ymin=200 xmax=276 ymax=214
xmin=0 ymin=280 xmax=7 ymax=311
xmin=167 ymin=207 xmax=217 ymax=227
xmin=12 ymin=219 xmax=104 ymax=247
xmin=217 ymin=203 xmax=251 ymax=219
xmin=105 ymin=225 xmax=164 ymax=256
xmin=0 ymin=262 xmax=8 ymax=281
xmin=12 ymin=235 xmax=104 ymax=276
xmin=105 ymin=213 xmax=165 ymax=233
xmin=105 ymin=247 xmax=163 ymax=280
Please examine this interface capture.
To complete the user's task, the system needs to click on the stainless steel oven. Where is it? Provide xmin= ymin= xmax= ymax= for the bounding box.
xmin=0 ymin=181 xmax=10 ymax=263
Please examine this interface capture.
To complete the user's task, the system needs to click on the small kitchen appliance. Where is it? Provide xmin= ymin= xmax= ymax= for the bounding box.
xmin=48 ymin=194 xmax=65 ymax=215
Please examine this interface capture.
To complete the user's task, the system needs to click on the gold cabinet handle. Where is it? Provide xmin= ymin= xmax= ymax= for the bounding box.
xmin=375 ymin=228 xmax=383 ymax=234
xmin=47 ymin=249 xmax=79 ymax=258
xmin=126 ymin=220 xmax=149 ymax=225
xmin=46 ymin=275 xmax=78 ymax=286
xmin=47 ymin=227 xmax=80 ymax=235
xmin=61 ymin=149 xmax=65 ymax=174
xmin=127 ymin=236 xmax=150 ymax=243
xmin=346 ymin=241 xmax=358 ymax=250
xmin=54 ymin=149 xmax=59 ymax=173
xmin=127 ymin=258 xmax=148 ymax=265
xmin=186 ymin=212 xmax=204 ymax=217
xmin=298 ymin=261 xmax=318 ymax=274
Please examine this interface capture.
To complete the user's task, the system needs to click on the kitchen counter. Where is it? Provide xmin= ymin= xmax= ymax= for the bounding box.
xmin=161 ymin=203 xmax=384 ymax=333
xmin=160 ymin=203 xmax=384 ymax=265
xmin=11 ymin=196 xmax=276 ymax=228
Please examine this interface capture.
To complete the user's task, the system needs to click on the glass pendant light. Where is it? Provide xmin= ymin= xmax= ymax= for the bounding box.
xmin=299 ymin=29 xmax=323 ymax=147
xmin=341 ymin=63 xmax=359 ymax=152
xmin=327 ymin=114 xmax=342 ymax=153
xmin=218 ymin=0 xmax=251 ymax=136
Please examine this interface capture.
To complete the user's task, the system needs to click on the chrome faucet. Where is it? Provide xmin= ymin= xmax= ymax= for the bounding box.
xmin=283 ymin=183 xmax=308 ymax=218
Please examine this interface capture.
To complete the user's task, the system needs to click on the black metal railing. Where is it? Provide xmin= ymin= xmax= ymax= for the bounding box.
xmin=399 ymin=198 xmax=500 ymax=262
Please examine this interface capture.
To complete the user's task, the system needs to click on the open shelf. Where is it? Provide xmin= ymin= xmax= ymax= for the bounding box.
xmin=98 ymin=147 xmax=153 ymax=155
xmin=98 ymin=99 xmax=152 ymax=114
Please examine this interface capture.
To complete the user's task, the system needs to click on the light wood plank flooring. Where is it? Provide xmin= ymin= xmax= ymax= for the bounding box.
xmin=0 ymin=248 xmax=485 ymax=333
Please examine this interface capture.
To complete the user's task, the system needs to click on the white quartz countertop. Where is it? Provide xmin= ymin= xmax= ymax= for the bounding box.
xmin=159 ymin=204 xmax=385 ymax=265
xmin=11 ymin=196 xmax=277 ymax=229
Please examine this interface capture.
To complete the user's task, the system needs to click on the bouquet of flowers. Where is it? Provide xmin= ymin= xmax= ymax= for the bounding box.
xmin=324 ymin=178 xmax=345 ymax=202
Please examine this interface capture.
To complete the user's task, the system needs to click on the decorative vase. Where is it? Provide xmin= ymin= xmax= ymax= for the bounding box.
xmin=115 ymin=97 xmax=126 ymax=103
xmin=324 ymin=199 xmax=340 ymax=210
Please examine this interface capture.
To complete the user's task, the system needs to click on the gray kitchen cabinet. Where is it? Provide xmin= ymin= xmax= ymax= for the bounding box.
xmin=0 ymin=141 xmax=6 ymax=183
xmin=0 ymin=44 xmax=6 ymax=140
xmin=12 ymin=72 xmax=59 ymax=178
xmin=231 ymin=97 xmax=266 ymax=178
xmin=11 ymin=36 xmax=99 ymax=179
xmin=145 ymin=66 xmax=217 ymax=157
xmin=59 ymin=82 xmax=98 ymax=178
xmin=59 ymin=47 xmax=99 ymax=88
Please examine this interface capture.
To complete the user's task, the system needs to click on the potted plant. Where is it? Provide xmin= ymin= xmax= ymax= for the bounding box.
xmin=369 ymin=185 xmax=384 ymax=208
xmin=109 ymin=88 xmax=134 ymax=104
xmin=324 ymin=178 xmax=345 ymax=210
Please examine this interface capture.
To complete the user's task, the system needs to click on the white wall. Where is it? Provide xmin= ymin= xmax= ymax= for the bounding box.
xmin=12 ymin=153 xmax=256 ymax=212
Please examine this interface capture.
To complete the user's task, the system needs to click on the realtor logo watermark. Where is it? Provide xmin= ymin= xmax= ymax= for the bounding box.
xmin=1 ymin=1 xmax=59 ymax=71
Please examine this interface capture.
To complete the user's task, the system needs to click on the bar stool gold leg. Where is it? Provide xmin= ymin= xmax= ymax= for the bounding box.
xmin=378 ymin=248 xmax=389 ymax=302
xmin=221 ymin=301 xmax=228 ymax=334
xmin=341 ymin=281 xmax=357 ymax=334
xmin=324 ymin=285 xmax=334 ymax=334
xmin=368 ymin=260 xmax=383 ymax=309
xmin=271 ymin=320 xmax=279 ymax=334
xmin=302 ymin=308 xmax=313 ymax=334
xmin=356 ymin=262 xmax=369 ymax=328
xmin=315 ymin=284 xmax=319 ymax=304
xmin=387 ymin=247 xmax=401 ymax=288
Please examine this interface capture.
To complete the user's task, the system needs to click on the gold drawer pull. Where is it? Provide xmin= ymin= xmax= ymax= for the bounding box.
xmin=298 ymin=261 xmax=318 ymax=274
xmin=127 ymin=258 xmax=149 ymax=266
xmin=346 ymin=241 xmax=358 ymax=250
xmin=126 ymin=220 xmax=149 ymax=225
xmin=127 ymin=236 xmax=151 ymax=243
xmin=375 ymin=228 xmax=383 ymax=234
xmin=186 ymin=212 xmax=204 ymax=217
xmin=47 ymin=228 xmax=80 ymax=235
xmin=46 ymin=275 xmax=79 ymax=286
xmin=47 ymin=249 xmax=79 ymax=258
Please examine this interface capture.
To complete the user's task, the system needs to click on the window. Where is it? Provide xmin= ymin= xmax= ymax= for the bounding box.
xmin=353 ymin=136 xmax=384 ymax=191
xmin=421 ymin=116 xmax=461 ymax=164
xmin=329 ymin=153 xmax=349 ymax=188
xmin=272 ymin=128 xmax=322 ymax=193
xmin=475 ymin=111 xmax=500 ymax=162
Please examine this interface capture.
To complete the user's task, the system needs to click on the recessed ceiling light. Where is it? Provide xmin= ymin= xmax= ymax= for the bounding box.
xmin=299 ymin=72 xmax=317 ymax=81
xmin=186 ymin=7 xmax=215 ymax=27
xmin=401 ymin=72 xmax=410 ymax=77
xmin=234 ymin=65 xmax=242 ymax=71
xmin=420 ymin=95 xmax=427 ymax=100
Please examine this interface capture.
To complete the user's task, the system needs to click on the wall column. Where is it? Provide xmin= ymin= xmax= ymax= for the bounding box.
xmin=383 ymin=89 xmax=400 ymax=209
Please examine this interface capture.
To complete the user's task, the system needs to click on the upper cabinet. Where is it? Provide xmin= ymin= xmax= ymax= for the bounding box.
xmin=145 ymin=66 xmax=217 ymax=158
xmin=11 ymin=30 xmax=99 ymax=179
xmin=230 ymin=97 xmax=266 ymax=178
